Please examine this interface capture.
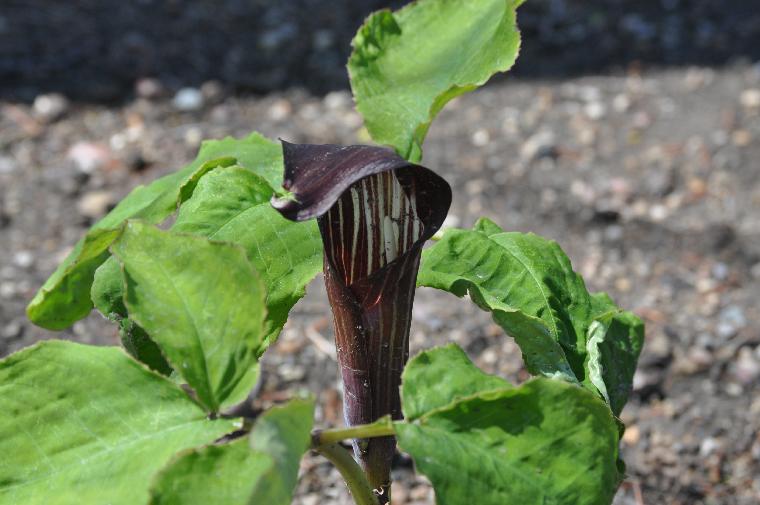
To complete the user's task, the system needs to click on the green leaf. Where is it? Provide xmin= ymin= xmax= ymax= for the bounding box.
xmin=171 ymin=166 xmax=323 ymax=349
xmin=112 ymin=221 xmax=266 ymax=412
xmin=26 ymin=157 xmax=234 ymax=330
xmin=417 ymin=226 xmax=581 ymax=382
xmin=402 ymin=343 xmax=510 ymax=420
xmin=0 ymin=341 xmax=238 ymax=505
xmin=247 ymin=397 xmax=315 ymax=504
xmin=92 ymin=255 xmax=127 ymax=318
xmin=26 ymin=227 xmax=123 ymax=330
xmin=149 ymin=397 xmax=315 ymax=505
xmin=349 ymin=0 xmax=524 ymax=161
xmin=472 ymin=216 xmax=505 ymax=237
xmin=418 ymin=221 xmax=644 ymax=414
xmin=91 ymin=166 xmax=321 ymax=386
xmin=118 ymin=318 xmax=173 ymax=376
xmin=149 ymin=438 xmax=272 ymax=505
xmin=30 ymin=132 xmax=283 ymax=331
xmin=396 ymin=345 xmax=621 ymax=505
xmin=586 ymin=294 xmax=645 ymax=416
xmin=191 ymin=131 xmax=285 ymax=192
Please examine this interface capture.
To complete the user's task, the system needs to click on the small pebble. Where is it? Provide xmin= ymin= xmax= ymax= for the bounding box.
xmin=200 ymin=80 xmax=225 ymax=103
xmin=584 ymin=101 xmax=606 ymax=119
xmin=78 ymin=190 xmax=115 ymax=219
xmin=135 ymin=78 xmax=164 ymax=99
xmin=700 ymin=437 xmax=721 ymax=457
xmin=268 ymin=99 xmax=292 ymax=121
xmin=733 ymin=347 xmax=760 ymax=385
xmin=172 ymin=87 xmax=204 ymax=111
xmin=0 ymin=281 xmax=15 ymax=299
xmin=740 ymin=88 xmax=760 ymax=108
xmin=33 ymin=93 xmax=68 ymax=121
xmin=732 ymin=129 xmax=752 ymax=147
xmin=12 ymin=250 xmax=34 ymax=269
xmin=471 ymin=128 xmax=490 ymax=147
xmin=323 ymin=91 xmax=351 ymax=110
xmin=0 ymin=155 xmax=16 ymax=175
xmin=520 ymin=130 xmax=557 ymax=162
xmin=0 ymin=321 xmax=22 ymax=340
xmin=711 ymin=262 xmax=729 ymax=280
xmin=67 ymin=142 xmax=111 ymax=173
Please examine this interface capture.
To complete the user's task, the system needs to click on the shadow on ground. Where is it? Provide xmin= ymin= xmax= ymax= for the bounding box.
xmin=2 ymin=0 xmax=759 ymax=102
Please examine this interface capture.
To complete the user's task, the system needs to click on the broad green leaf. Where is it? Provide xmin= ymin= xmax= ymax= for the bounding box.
xmin=172 ymin=166 xmax=323 ymax=348
xmin=26 ymin=156 xmax=234 ymax=330
xmin=418 ymin=221 xmax=644 ymax=415
xmin=30 ymin=132 xmax=282 ymax=331
xmin=402 ymin=343 xmax=510 ymax=420
xmin=149 ymin=397 xmax=314 ymax=505
xmin=0 ymin=341 xmax=238 ymax=505
xmin=417 ymin=226 xmax=580 ymax=382
xmin=349 ymin=0 xmax=524 ymax=161
xmin=112 ymin=221 xmax=266 ymax=412
xmin=396 ymin=345 xmax=621 ymax=505
xmin=92 ymin=166 xmax=321 ymax=387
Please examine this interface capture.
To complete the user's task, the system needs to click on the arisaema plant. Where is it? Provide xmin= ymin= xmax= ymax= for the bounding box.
xmin=3 ymin=1 xmax=643 ymax=504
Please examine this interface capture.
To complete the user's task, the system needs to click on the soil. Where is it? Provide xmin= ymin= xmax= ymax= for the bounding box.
xmin=2 ymin=61 xmax=760 ymax=505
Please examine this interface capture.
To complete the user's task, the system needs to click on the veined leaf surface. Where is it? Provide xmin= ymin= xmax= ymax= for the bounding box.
xmin=395 ymin=345 xmax=621 ymax=505
xmin=349 ymin=0 xmax=524 ymax=161
xmin=29 ymin=132 xmax=282 ymax=330
xmin=418 ymin=218 xmax=644 ymax=413
xmin=0 ymin=341 xmax=237 ymax=505
xmin=112 ymin=221 xmax=266 ymax=412
xmin=149 ymin=397 xmax=315 ymax=505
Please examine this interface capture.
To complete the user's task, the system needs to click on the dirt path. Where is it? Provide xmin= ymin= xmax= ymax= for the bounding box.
xmin=1 ymin=65 xmax=759 ymax=504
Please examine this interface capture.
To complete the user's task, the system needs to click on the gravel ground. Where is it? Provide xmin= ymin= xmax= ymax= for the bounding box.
xmin=2 ymin=64 xmax=760 ymax=504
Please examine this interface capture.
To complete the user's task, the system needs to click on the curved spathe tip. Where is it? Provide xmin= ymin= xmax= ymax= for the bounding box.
xmin=271 ymin=141 xmax=451 ymax=240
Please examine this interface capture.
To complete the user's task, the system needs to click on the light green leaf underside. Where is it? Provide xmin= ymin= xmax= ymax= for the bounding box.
xmin=401 ymin=343 xmax=510 ymax=421
xmin=349 ymin=0 xmax=524 ymax=161
xmin=150 ymin=397 xmax=314 ymax=505
xmin=29 ymin=131 xmax=282 ymax=331
xmin=26 ymin=227 xmax=123 ymax=330
xmin=396 ymin=345 xmax=621 ymax=505
xmin=417 ymin=218 xmax=644 ymax=413
xmin=586 ymin=293 xmax=644 ymax=416
xmin=0 ymin=341 xmax=237 ymax=505
xmin=112 ymin=221 xmax=267 ymax=412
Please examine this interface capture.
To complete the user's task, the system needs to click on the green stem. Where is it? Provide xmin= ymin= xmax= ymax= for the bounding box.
xmin=312 ymin=416 xmax=395 ymax=446
xmin=315 ymin=443 xmax=380 ymax=505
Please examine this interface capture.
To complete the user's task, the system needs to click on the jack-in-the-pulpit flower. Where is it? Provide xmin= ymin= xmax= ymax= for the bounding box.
xmin=272 ymin=141 xmax=451 ymax=499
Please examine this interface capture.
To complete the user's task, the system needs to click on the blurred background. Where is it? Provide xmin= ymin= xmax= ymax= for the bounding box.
xmin=1 ymin=1 xmax=759 ymax=504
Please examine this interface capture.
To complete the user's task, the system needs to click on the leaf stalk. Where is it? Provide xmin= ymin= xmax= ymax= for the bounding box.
xmin=314 ymin=443 xmax=381 ymax=505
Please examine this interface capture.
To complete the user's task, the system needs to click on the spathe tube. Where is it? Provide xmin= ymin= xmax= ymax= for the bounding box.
xmin=272 ymin=141 xmax=451 ymax=500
